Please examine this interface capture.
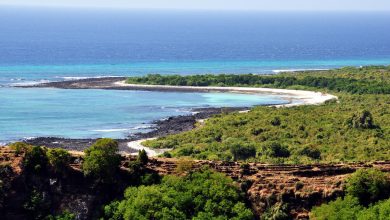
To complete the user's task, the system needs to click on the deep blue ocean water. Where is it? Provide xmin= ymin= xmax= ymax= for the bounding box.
xmin=0 ymin=8 xmax=389 ymax=143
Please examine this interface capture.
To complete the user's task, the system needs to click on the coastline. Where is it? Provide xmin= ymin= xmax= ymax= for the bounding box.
xmin=19 ymin=76 xmax=337 ymax=107
xmin=15 ymin=77 xmax=337 ymax=156
xmin=20 ymin=107 xmax=249 ymax=154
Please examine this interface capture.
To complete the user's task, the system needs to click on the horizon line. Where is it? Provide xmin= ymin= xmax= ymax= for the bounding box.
xmin=1 ymin=4 xmax=390 ymax=12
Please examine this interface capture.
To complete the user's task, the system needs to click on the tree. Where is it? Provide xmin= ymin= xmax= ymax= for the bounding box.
xmin=346 ymin=110 xmax=377 ymax=129
xmin=357 ymin=198 xmax=390 ymax=220
xmin=103 ymin=168 xmax=254 ymax=219
xmin=262 ymin=142 xmax=290 ymax=158
xmin=310 ymin=196 xmax=362 ymax=220
xmin=298 ymin=146 xmax=321 ymax=160
xmin=270 ymin=117 xmax=281 ymax=126
xmin=346 ymin=168 xmax=390 ymax=206
xmin=82 ymin=138 xmax=121 ymax=182
xmin=137 ymin=149 xmax=148 ymax=165
xmin=23 ymin=146 xmax=48 ymax=173
xmin=47 ymin=148 xmax=71 ymax=174
xmin=226 ymin=138 xmax=256 ymax=161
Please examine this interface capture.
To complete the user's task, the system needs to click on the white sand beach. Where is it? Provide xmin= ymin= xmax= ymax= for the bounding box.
xmin=120 ymin=81 xmax=338 ymax=157
xmin=127 ymin=138 xmax=171 ymax=157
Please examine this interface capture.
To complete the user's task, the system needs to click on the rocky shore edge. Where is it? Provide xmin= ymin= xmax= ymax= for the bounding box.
xmin=22 ymin=107 xmax=248 ymax=153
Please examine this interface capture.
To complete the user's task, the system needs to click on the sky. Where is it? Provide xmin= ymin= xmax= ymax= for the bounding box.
xmin=1 ymin=0 xmax=390 ymax=11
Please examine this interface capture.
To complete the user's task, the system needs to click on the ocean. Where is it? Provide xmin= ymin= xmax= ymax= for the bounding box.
xmin=0 ymin=7 xmax=389 ymax=143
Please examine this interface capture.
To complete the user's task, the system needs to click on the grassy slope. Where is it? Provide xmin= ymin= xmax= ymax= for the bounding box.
xmin=128 ymin=66 xmax=390 ymax=163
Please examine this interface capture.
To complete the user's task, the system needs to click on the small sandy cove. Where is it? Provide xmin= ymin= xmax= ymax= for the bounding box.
xmin=121 ymin=81 xmax=338 ymax=156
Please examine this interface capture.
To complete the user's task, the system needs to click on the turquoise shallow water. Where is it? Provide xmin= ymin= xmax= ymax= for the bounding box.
xmin=0 ymin=87 xmax=288 ymax=143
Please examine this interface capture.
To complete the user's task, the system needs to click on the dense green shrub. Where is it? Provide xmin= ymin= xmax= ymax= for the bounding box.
xmin=23 ymin=146 xmax=48 ymax=173
xmin=270 ymin=117 xmax=281 ymax=126
xmin=346 ymin=168 xmax=390 ymax=206
xmin=298 ymin=146 xmax=321 ymax=160
xmin=137 ymin=149 xmax=148 ymax=165
xmin=311 ymin=169 xmax=390 ymax=219
xmin=311 ymin=197 xmax=390 ymax=220
xmin=103 ymin=168 xmax=253 ymax=219
xmin=310 ymin=196 xmax=362 ymax=220
xmin=261 ymin=142 xmax=290 ymax=158
xmin=346 ymin=110 xmax=378 ymax=129
xmin=227 ymin=138 xmax=256 ymax=161
xmin=47 ymin=148 xmax=71 ymax=173
xmin=82 ymin=138 xmax=121 ymax=182
xmin=357 ymin=198 xmax=390 ymax=220
xmin=140 ymin=173 xmax=161 ymax=186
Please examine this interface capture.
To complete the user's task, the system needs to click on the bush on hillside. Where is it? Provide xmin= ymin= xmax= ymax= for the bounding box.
xmin=310 ymin=169 xmax=390 ymax=219
xmin=82 ymin=138 xmax=121 ymax=182
xmin=261 ymin=142 xmax=290 ymax=158
xmin=346 ymin=168 xmax=390 ymax=206
xmin=298 ymin=146 xmax=321 ymax=160
xmin=310 ymin=196 xmax=362 ymax=220
xmin=23 ymin=146 xmax=48 ymax=173
xmin=346 ymin=110 xmax=378 ymax=129
xmin=137 ymin=149 xmax=148 ymax=165
xmin=226 ymin=138 xmax=256 ymax=161
xmin=103 ymin=168 xmax=254 ymax=219
xmin=47 ymin=148 xmax=71 ymax=173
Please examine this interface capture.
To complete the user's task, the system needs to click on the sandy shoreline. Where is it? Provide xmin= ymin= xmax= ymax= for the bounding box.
xmin=14 ymin=77 xmax=337 ymax=156
xmin=114 ymin=81 xmax=337 ymax=156
xmin=114 ymin=81 xmax=338 ymax=107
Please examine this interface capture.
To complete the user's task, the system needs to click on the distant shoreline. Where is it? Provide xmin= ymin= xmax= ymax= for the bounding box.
xmin=18 ymin=76 xmax=337 ymax=107
xmin=14 ymin=77 xmax=337 ymax=155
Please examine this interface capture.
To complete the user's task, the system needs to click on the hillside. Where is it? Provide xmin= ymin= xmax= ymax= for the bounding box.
xmin=1 ymin=146 xmax=390 ymax=219
xmin=131 ymin=67 xmax=390 ymax=163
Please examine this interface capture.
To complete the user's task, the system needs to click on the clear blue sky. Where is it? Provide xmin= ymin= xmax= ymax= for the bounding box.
xmin=1 ymin=0 xmax=390 ymax=11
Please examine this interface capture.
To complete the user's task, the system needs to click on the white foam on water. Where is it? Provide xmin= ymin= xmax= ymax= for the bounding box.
xmin=92 ymin=128 xmax=131 ymax=132
xmin=131 ymin=125 xmax=151 ymax=130
xmin=272 ymin=68 xmax=329 ymax=73
xmin=58 ymin=76 xmax=122 ymax=80
xmin=10 ymin=80 xmax=50 ymax=86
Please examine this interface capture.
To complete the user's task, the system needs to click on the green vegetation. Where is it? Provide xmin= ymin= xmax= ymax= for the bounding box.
xmin=310 ymin=168 xmax=390 ymax=220
xmin=46 ymin=211 xmax=76 ymax=220
xmin=126 ymin=66 xmax=390 ymax=94
xmin=23 ymin=146 xmax=48 ymax=173
xmin=47 ymin=148 xmax=71 ymax=174
xmin=3 ymin=66 xmax=390 ymax=219
xmin=345 ymin=168 xmax=390 ymax=206
xmin=82 ymin=138 xmax=121 ymax=182
xmin=261 ymin=202 xmax=290 ymax=220
xmin=103 ymin=167 xmax=253 ymax=220
xmin=137 ymin=149 xmax=148 ymax=165
xmin=9 ymin=142 xmax=32 ymax=156
xmin=23 ymin=189 xmax=51 ymax=219
xmin=139 ymin=66 xmax=390 ymax=163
